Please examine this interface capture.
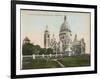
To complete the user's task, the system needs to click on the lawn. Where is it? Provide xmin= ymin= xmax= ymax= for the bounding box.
xmin=22 ymin=54 xmax=90 ymax=69
xmin=22 ymin=58 xmax=61 ymax=69
xmin=57 ymin=54 xmax=90 ymax=67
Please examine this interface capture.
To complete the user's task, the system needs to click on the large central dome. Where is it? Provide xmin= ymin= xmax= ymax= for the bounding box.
xmin=60 ymin=16 xmax=71 ymax=32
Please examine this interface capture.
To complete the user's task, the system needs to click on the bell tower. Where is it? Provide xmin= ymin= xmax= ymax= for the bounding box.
xmin=44 ymin=25 xmax=50 ymax=48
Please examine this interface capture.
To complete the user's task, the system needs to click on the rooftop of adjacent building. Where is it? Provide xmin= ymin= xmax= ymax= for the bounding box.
xmin=23 ymin=36 xmax=30 ymax=41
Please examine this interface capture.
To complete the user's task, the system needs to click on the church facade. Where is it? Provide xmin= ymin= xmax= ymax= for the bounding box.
xmin=44 ymin=16 xmax=86 ymax=56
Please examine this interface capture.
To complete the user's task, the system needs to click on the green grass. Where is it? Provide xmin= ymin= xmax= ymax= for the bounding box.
xmin=22 ymin=58 xmax=60 ymax=69
xmin=22 ymin=54 xmax=90 ymax=69
xmin=57 ymin=55 xmax=90 ymax=67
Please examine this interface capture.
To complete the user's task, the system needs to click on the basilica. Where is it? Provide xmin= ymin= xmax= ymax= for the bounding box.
xmin=44 ymin=16 xmax=86 ymax=56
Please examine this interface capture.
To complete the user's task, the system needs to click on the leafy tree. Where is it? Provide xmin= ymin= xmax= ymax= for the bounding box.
xmin=22 ymin=42 xmax=54 ymax=55
xmin=33 ymin=45 xmax=41 ymax=54
xmin=46 ymin=48 xmax=53 ymax=54
xmin=39 ymin=48 xmax=46 ymax=55
xmin=22 ymin=43 xmax=34 ymax=55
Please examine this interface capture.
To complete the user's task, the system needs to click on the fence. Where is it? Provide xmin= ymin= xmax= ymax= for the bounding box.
xmin=23 ymin=54 xmax=66 ymax=60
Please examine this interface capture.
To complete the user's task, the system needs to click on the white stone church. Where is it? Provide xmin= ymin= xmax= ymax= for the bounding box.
xmin=44 ymin=16 xmax=86 ymax=56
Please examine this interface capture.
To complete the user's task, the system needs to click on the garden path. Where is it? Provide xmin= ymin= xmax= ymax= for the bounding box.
xmin=52 ymin=59 xmax=65 ymax=67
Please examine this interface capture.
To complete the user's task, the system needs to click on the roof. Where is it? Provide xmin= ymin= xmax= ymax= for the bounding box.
xmin=24 ymin=37 xmax=30 ymax=41
xmin=60 ymin=16 xmax=71 ymax=32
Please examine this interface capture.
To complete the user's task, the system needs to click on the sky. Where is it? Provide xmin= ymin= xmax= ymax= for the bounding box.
xmin=21 ymin=10 xmax=91 ymax=53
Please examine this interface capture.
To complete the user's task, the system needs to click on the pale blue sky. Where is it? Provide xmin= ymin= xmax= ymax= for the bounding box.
xmin=21 ymin=10 xmax=90 ymax=53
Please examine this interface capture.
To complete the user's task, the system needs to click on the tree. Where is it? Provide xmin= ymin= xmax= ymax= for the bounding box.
xmin=22 ymin=43 xmax=34 ymax=55
xmin=33 ymin=45 xmax=41 ymax=54
xmin=46 ymin=48 xmax=53 ymax=54
xmin=39 ymin=48 xmax=46 ymax=55
xmin=22 ymin=42 xmax=54 ymax=55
